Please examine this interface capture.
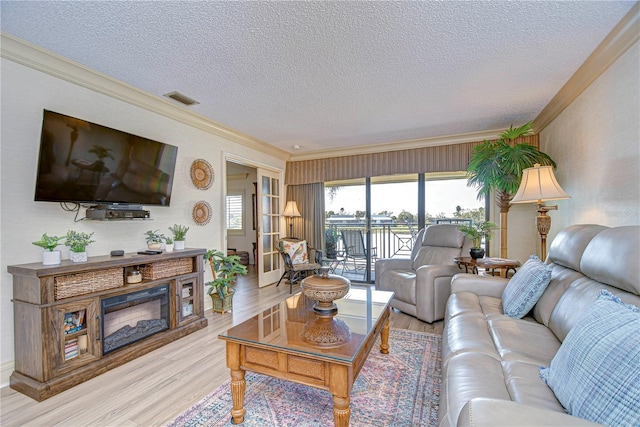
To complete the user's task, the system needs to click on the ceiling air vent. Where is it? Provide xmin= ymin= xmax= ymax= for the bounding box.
xmin=163 ymin=91 xmax=200 ymax=106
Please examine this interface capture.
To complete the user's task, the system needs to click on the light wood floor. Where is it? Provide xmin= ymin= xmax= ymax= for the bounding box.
xmin=0 ymin=267 xmax=442 ymax=426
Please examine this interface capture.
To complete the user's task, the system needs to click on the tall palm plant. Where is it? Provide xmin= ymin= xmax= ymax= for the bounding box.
xmin=466 ymin=122 xmax=556 ymax=258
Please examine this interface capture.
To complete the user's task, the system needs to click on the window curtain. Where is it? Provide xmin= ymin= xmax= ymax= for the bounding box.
xmin=285 ymin=135 xmax=539 ymax=185
xmin=286 ymin=183 xmax=325 ymax=255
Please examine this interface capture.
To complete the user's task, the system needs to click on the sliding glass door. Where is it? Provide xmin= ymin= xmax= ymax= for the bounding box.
xmin=325 ymin=175 xmax=419 ymax=283
xmin=325 ymin=172 xmax=485 ymax=283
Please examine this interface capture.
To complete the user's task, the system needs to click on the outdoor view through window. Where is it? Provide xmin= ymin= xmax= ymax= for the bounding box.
xmin=326 ymin=177 xmax=484 ymax=225
xmin=324 ymin=175 xmax=484 ymax=282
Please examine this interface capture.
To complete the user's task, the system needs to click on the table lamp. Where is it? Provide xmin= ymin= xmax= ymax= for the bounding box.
xmin=510 ymin=164 xmax=570 ymax=261
xmin=282 ymin=201 xmax=301 ymax=237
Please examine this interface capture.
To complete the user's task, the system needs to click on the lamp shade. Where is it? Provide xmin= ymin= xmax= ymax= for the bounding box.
xmin=511 ymin=164 xmax=570 ymax=204
xmin=282 ymin=201 xmax=301 ymax=217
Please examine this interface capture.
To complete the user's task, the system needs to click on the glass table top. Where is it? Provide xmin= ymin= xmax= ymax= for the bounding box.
xmin=219 ymin=286 xmax=394 ymax=363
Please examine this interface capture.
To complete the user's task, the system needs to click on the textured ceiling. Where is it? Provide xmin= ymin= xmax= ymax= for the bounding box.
xmin=1 ymin=1 xmax=635 ymax=155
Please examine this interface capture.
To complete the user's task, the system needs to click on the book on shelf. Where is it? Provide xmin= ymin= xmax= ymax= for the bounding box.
xmin=65 ymin=326 xmax=83 ymax=335
xmin=64 ymin=309 xmax=87 ymax=334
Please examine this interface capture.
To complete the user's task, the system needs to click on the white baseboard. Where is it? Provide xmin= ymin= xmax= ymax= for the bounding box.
xmin=1 ymin=360 xmax=14 ymax=389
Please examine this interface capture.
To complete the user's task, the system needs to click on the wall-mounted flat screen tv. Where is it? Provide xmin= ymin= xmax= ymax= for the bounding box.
xmin=34 ymin=110 xmax=178 ymax=206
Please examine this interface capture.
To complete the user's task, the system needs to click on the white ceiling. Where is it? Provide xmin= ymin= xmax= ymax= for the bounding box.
xmin=1 ymin=1 xmax=635 ymax=155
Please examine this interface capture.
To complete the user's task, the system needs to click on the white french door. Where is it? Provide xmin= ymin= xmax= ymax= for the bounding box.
xmin=257 ymin=168 xmax=283 ymax=287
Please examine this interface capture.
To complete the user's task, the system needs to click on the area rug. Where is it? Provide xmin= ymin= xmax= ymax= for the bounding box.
xmin=167 ymin=329 xmax=441 ymax=427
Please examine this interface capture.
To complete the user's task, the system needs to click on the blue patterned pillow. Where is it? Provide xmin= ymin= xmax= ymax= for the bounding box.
xmin=502 ymin=255 xmax=552 ymax=318
xmin=539 ymin=290 xmax=640 ymax=426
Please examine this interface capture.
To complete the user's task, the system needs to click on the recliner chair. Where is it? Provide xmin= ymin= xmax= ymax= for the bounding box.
xmin=375 ymin=224 xmax=472 ymax=323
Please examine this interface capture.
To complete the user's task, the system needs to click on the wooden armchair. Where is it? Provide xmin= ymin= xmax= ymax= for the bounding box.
xmin=275 ymin=237 xmax=322 ymax=293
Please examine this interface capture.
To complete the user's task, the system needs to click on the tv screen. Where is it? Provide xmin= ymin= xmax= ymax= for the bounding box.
xmin=34 ymin=110 xmax=178 ymax=206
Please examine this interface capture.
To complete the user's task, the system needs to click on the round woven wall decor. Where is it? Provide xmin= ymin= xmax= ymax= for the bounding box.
xmin=190 ymin=159 xmax=214 ymax=190
xmin=192 ymin=200 xmax=212 ymax=225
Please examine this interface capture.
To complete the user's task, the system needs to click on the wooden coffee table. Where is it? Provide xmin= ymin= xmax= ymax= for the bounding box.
xmin=219 ymin=287 xmax=394 ymax=426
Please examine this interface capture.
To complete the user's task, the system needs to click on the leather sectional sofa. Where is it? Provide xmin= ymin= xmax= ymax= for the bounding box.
xmin=439 ymin=224 xmax=640 ymax=426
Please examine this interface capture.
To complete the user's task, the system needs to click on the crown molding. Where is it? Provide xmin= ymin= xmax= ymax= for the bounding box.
xmin=287 ymin=128 xmax=505 ymax=161
xmin=0 ymin=32 xmax=290 ymax=162
xmin=533 ymin=3 xmax=639 ymax=132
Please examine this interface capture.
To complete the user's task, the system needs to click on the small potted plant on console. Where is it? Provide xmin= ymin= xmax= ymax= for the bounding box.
xmin=458 ymin=220 xmax=498 ymax=259
xmin=144 ymin=230 xmax=166 ymax=250
xmin=204 ymin=249 xmax=247 ymax=313
xmin=32 ymin=233 xmax=65 ymax=265
xmin=65 ymin=230 xmax=96 ymax=263
xmin=164 ymin=236 xmax=174 ymax=252
xmin=168 ymin=224 xmax=189 ymax=250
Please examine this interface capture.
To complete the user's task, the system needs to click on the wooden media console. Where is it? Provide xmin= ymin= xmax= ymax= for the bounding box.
xmin=7 ymin=249 xmax=208 ymax=401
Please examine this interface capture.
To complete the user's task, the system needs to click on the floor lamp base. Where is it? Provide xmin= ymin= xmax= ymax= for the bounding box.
xmin=536 ymin=204 xmax=557 ymax=261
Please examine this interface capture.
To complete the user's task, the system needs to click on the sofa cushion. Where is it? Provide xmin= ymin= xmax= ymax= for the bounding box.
xmin=539 ymin=290 xmax=640 ymax=426
xmin=489 ymin=317 xmax=560 ymax=365
xmin=502 ymin=255 xmax=552 ymax=318
xmin=503 ymin=362 xmax=567 ymax=411
xmin=411 ymin=224 xmax=466 ymax=270
xmin=439 ymin=352 xmax=512 ymax=427
xmin=422 ymin=223 xmax=465 ymax=248
xmin=580 ymin=226 xmax=640 ymax=294
xmin=532 ymin=266 xmax=584 ymax=327
xmin=547 ymin=224 xmax=607 ymax=270
xmin=412 ymin=247 xmax=461 ymax=270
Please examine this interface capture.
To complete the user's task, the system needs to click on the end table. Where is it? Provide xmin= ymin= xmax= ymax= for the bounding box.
xmin=455 ymin=257 xmax=521 ymax=278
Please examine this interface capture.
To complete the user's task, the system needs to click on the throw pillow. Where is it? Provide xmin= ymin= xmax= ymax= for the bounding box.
xmin=282 ymin=240 xmax=308 ymax=265
xmin=539 ymin=290 xmax=640 ymax=426
xmin=502 ymin=255 xmax=552 ymax=318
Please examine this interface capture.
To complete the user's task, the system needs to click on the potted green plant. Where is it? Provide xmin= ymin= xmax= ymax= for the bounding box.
xmin=32 ymin=233 xmax=65 ymax=265
xmin=164 ymin=236 xmax=174 ymax=252
xmin=204 ymin=249 xmax=248 ymax=313
xmin=65 ymin=230 xmax=95 ymax=263
xmin=325 ymin=228 xmax=339 ymax=259
xmin=168 ymin=224 xmax=189 ymax=250
xmin=466 ymin=122 xmax=556 ymax=258
xmin=144 ymin=230 xmax=166 ymax=250
xmin=458 ymin=220 xmax=498 ymax=259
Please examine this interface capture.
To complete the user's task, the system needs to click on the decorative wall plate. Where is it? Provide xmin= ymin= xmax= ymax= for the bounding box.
xmin=190 ymin=159 xmax=214 ymax=190
xmin=192 ymin=200 xmax=212 ymax=225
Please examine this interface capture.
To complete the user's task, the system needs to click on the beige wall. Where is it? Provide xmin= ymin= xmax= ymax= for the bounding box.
xmin=540 ymin=40 xmax=640 ymax=245
xmin=0 ymin=53 xmax=286 ymax=384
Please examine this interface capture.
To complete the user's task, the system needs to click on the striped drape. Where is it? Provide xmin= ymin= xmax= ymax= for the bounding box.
xmin=285 ymin=135 xmax=539 ymax=185
xmin=285 ymin=183 xmax=325 ymax=252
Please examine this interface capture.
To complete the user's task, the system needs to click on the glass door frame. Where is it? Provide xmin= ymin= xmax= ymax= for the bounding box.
xmin=224 ymin=154 xmax=284 ymax=288
xmin=326 ymin=174 xmax=426 ymax=284
xmin=257 ymin=168 xmax=284 ymax=287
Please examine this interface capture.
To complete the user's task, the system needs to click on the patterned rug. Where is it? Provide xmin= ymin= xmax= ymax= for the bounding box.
xmin=167 ymin=329 xmax=442 ymax=427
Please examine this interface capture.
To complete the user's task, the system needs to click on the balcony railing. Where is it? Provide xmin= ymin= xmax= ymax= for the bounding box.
xmin=324 ymin=218 xmax=471 ymax=281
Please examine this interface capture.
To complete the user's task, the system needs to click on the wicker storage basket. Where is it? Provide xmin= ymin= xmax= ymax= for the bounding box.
xmin=141 ymin=257 xmax=193 ymax=280
xmin=54 ymin=267 xmax=124 ymax=300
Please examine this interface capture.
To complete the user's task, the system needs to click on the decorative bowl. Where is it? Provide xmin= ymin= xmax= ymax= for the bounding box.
xmin=301 ymin=267 xmax=351 ymax=314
